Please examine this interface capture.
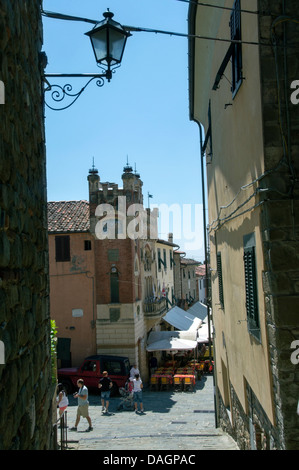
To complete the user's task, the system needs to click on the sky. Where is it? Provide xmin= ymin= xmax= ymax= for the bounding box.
xmin=42 ymin=0 xmax=206 ymax=261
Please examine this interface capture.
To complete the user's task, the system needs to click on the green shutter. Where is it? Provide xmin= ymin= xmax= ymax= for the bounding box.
xmin=110 ymin=272 xmax=119 ymax=303
xmin=217 ymin=252 xmax=224 ymax=308
xmin=243 ymin=246 xmax=260 ymax=334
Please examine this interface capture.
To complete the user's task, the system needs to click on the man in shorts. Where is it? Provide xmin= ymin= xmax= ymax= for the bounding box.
xmin=71 ymin=379 xmax=93 ymax=431
xmin=98 ymin=371 xmax=113 ymax=414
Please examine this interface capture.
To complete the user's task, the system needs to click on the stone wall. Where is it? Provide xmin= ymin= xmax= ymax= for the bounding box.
xmin=0 ymin=1 xmax=52 ymax=449
xmin=217 ymin=381 xmax=280 ymax=450
xmin=258 ymin=0 xmax=299 ymax=450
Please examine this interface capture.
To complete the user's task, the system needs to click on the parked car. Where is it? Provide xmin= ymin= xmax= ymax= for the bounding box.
xmin=57 ymin=355 xmax=130 ymax=395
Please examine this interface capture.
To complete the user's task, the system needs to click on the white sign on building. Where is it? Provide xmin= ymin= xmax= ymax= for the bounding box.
xmin=0 ymin=340 xmax=5 ymax=364
xmin=0 ymin=81 xmax=5 ymax=104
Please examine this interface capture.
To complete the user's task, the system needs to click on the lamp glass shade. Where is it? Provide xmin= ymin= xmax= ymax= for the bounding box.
xmin=89 ymin=29 xmax=109 ymax=64
xmin=86 ymin=12 xmax=130 ymax=67
xmin=108 ymin=28 xmax=128 ymax=64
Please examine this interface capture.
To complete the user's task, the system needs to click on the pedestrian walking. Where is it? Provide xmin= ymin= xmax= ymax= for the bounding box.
xmin=132 ymin=373 xmax=144 ymax=414
xmin=98 ymin=371 xmax=113 ymax=414
xmin=130 ymin=363 xmax=139 ymax=379
xmin=70 ymin=379 xmax=93 ymax=432
xmin=149 ymin=355 xmax=158 ymax=375
xmin=56 ymin=383 xmax=69 ymax=417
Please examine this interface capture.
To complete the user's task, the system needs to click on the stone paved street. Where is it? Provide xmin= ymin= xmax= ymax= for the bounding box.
xmin=62 ymin=375 xmax=239 ymax=451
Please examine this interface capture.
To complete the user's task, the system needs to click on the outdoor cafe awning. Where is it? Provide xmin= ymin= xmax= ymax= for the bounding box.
xmin=162 ymin=306 xmax=202 ymax=331
xmin=196 ymin=322 xmax=213 ymax=343
xmin=187 ymin=301 xmax=208 ymax=322
xmin=146 ymin=337 xmax=197 ymax=352
xmin=146 ymin=330 xmax=198 ymax=352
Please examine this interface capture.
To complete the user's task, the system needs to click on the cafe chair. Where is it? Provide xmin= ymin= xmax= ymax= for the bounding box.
xmin=150 ymin=376 xmax=159 ymax=391
xmin=160 ymin=376 xmax=171 ymax=391
xmin=173 ymin=376 xmax=183 ymax=392
xmin=183 ymin=376 xmax=194 ymax=392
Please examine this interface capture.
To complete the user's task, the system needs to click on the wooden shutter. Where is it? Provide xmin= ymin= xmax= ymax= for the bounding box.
xmin=217 ymin=252 xmax=224 ymax=308
xmin=230 ymin=0 xmax=242 ymax=93
xmin=55 ymin=236 xmax=70 ymax=262
xmin=243 ymin=246 xmax=259 ymax=330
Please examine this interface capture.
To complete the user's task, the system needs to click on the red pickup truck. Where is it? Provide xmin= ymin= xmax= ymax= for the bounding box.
xmin=58 ymin=354 xmax=130 ymax=395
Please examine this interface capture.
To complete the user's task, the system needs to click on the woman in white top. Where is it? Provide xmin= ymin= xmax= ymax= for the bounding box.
xmin=132 ymin=374 xmax=144 ymax=414
xmin=57 ymin=383 xmax=69 ymax=416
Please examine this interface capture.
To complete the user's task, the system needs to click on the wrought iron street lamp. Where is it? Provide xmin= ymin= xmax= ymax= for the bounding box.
xmin=85 ymin=10 xmax=131 ymax=81
xmin=43 ymin=10 xmax=131 ymax=110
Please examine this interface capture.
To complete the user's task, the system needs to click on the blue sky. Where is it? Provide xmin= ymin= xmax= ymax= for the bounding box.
xmin=43 ymin=0 xmax=205 ymax=261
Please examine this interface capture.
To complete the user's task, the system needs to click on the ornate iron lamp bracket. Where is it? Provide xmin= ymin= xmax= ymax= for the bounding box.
xmin=43 ymin=72 xmax=111 ymax=111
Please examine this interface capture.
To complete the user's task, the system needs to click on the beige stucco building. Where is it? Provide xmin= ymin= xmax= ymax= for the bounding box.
xmin=189 ymin=0 xmax=299 ymax=450
xmin=155 ymin=239 xmax=176 ymax=305
xmin=173 ymin=249 xmax=199 ymax=309
xmin=48 ymin=201 xmax=96 ymax=367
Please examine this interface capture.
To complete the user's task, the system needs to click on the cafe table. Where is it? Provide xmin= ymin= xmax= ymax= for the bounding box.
xmin=173 ymin=374 xmax=196 ymax=391
xmin=152 ymin=373 xmax=173 ymax=390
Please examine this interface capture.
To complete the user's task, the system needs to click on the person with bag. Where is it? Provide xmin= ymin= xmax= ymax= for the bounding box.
xmin=70 ymin=379 xmax=93 ymax=432
xmin=56 ymin=383 xmax=69 ymax=417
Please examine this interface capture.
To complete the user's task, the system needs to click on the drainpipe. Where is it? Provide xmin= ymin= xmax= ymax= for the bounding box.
xmin=198 ymin=123 xmax=219 ymax=428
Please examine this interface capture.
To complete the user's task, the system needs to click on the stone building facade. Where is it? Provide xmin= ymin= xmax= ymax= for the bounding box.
xmin=189 ymin=0 xmax=299 ymax=450
xmin=173 ymin=250 xmax=199 ymax=309
xmin=88 ymin=164 xmax=170 ymax=381
xmin=48 ymin=165 xmax=174 ymax=382
xmin=0 ymin=1 xmax=52 ymax=449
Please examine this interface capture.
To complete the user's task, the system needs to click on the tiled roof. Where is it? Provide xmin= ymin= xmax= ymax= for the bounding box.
xmin=180 ymin=257 xmax=200 ymax=266
xmin=47 ymin=200 xmax=90 ymax=233
xmin=196 ymin=264 xmax=206 ymax=276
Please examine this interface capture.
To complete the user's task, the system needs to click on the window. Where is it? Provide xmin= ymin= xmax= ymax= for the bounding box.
xmin=217 ymin=252 xmax=224 ymax=308
xmin=243 ymin=233 xmax=260 ymax=340
xmin=108 ymin=249 xmax=119 ymax=262
xmin=170 ymin=251 xmax=175 ymax=269
xmin=212 ymin=0 xmax=243 ymax=97
xmin=84 ymin=240 xmax=91 ymax=251
xmin=157 ymin=248 xmax=161 ymax=271
xmin=55 ymin=236 xmax=70 ymax=262
xmin=157 ymin=248 xmax=166 ymax=271
xmin=110 ymin=269 xmax=119 ymax=303
xmin=102 ymin=360 xmax=122 ymax=375
xmin=230 ymin=0 xmax=243 ymax=96
xmin=82 ymin=360 xmax=97 ymax=372
xmin=109 ymin=307 xmax=120 ymax=322
xmin=163 ymin=249 xmax=167 ymax=270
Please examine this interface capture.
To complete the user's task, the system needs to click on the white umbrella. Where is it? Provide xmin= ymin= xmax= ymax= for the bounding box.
xmin=146 ymin=337 xmax=197 ymax=352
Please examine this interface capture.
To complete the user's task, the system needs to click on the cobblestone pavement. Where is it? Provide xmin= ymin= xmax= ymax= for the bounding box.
xmin=62 ymin=375 xmax=239 ymax=451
